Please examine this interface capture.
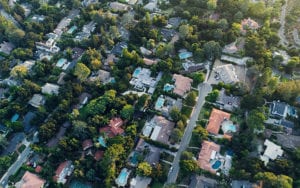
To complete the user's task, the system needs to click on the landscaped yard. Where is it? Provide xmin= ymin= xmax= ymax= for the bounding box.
xmin=160 ymin=152 xmax=175 ymax=163
xmin=198 ymin=102 xmax=213 ymax=120
xmin=181 ymin=105 xmax=193 ymax=117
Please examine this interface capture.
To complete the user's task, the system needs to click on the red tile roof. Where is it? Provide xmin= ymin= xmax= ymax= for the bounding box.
xmin=94 ymin=150 xmax=104 ymax=161
xmin=197 ymin=141 xmax=221 ymax=173
xmin=18 ymin=171 xmax=45 ymax=188
xmin=53 ymin=161 xmax=69 ymax=182
xmin=172 ymin=74 xmax=193 ymax=96
xmin=82 ymin=139 xmax=93 ymax=150
xmin=206 ymin=108 xmax=231 ymax=135
xmin=99 ymin=118 xmax=124 ymax=137
xmin=35 ymin=165 xmax=43 ymax=173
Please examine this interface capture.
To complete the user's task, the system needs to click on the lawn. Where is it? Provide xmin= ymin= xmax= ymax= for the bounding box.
xmin=151 ymin=182 xmax=164 ymax=188
xmin=18 ymin=144 xmax=26 ymax=153
xmin=198 ymin=102 xmax=212 ymax=120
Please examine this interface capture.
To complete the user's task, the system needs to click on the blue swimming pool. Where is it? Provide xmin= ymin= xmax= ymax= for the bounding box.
xmin=223 ymin=124 xmax=236 ymax=133
xmin=163 ymin=84 xmax=174 ymax=92
xmin=56 ymin=58 xmax=67 ymax=67
xmin=67 ymin=26 xmax=77 ymax=34
xmin=212 ymin=160 xmax=221 ymax=170
xmin=130 ymin=152 xmax=138 ymax=165
xmin=179 ymin=52 xmax=193 ymax=60
xmin=133 ymin=68 xmax=141 ymax=77
xmin=116 ymin=169 xmax=129 ymax=186
xmin=155 ymin=97 xmax=165 ymax=109
xmin=11 ymin=114 xmax=19 ymax=123
xmin=98 ymin=136 xmax=107 ymax=147
xmin=70 ymin=180 xmax=92 ymax=188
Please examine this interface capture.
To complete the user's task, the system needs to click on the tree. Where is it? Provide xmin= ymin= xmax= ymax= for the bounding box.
xmin=203 ymin=41 xmax=221 ymax=60
xmin=10 ymin=65 xmax=28 ymax=79
xmin=192 ymin=125 xmax=208 ymax=145
xmin=180 ymin=160 xmax=198 ymax=175
xmin=179 ymin=24 xmax=193 ymax=39
xmin=6 ymin=28 xmax=25 ymax=45
xmin=185 ymin=92 xmax=197 ymax=106
xmin=170 ymin=107 xmax=181 ymax=122
xmin=86 ymin=169 xmax=96 ymax=181
xmin=207 ymin=0 xmax=217 ymax=10
xmin=74 ymin=63 xmax=91 ymax=82
xmin=120 ymin=104 xmax=134 ymax=120
xmin=170 ymin=128 xmax=183 ymax=143
xmin=137 ymin=162 xmax=152 ymax=176
xmin=0 ymin=135 xmax=8 ymax=150
xmin=205 ymin=90 xmax=219 ymax=102
xmin=246 ymin=109 xmax=266 ymax=132
xmin=254 ymin=172 xmax=293 ymax=188
xmin=181 ymin=151 xmax=193 ymax=160
xmin=241 ymin=94 xmax=264 ymax=110
xmin=72 ymin=120 xmax=89 ymax=139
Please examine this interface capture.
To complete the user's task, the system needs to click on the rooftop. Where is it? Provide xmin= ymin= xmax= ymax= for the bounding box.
xmin=172 ymin=74 xmax=193 ymax=97
xmin=260 ymin=139 xmax=283 ymax=166
xmin=270 ymin=101 xmax=288 ymax=118
xmin=213 ymin=64 xmax=239 ymax=84
xmin=94 ymin=150 xmax=104 ymax=161
xmin=110 ymin=2 xmax=130 ymax=11
xmin=241 ymin=18 xmax=259 ymax=33
xmin=53 ymin=160 xmax=74 ymax=184
xmin=206 ymin=108 xmax=231 ymax=135
xmin=41 ymin=83 xmax=60 ymax=95
xmin=28 ymin=94 xmax=45 ymax=108
xmin=197 ymin=141 xmax=221 ymax=173
xmin=130 ymin=176 xmax=152 ymax=188
xmin=99 ymin=118 xmax=124 ymax=138
xmin=189 ymin=175 xmax=217 ymax=188
xmin=15 ymin=171 xmax=46 ymax=188
xmin=82 ymin=139 xmax=93 ymax=151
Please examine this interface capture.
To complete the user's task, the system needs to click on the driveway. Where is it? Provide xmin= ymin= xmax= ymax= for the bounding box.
xmin=1 ymin=133 xmax=25 ymax=156
xmin=166 ymin=83 xmax=212 ymax=184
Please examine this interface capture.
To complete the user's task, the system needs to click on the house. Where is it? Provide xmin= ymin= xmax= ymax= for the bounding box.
xmin=94 ymin=150 xmax=104 ymax=161
xmin=110 ymin=2 xmax=130 ymax=11
xmin=36 ymin=38 xmax=60 ymax=54
xmin=220 ymin=55 xmax=252 ymax=66
xmin=154 ymin=95 xmax=182 ymax=117
xmin=53 ymin=161 xmax=74 ymax=184
xmin=31 ymin=15 xmax=45 ymax=22
xmin=71 ymin=47 xmax=85 ymax=61
xmin=161 ymin=29 xmax=176 ymax=41
xmin=74 ymin=21 xmax=96 ymax=41
xmin=197 ymin=141 xmax=221 ymax=173
xmin=78 ymin=93 xmax=91 ymax=106
xmin=23 ymin=112 xmax=36 ymax=133
xmin=99 ymin=117 xmax=124 ymax=138
xmin=0 ymin=41 xmax=15 ymax=55
xmin=29 ymin=94 xmax=45 ymax=108
xmin=15 ymin=171 xmax=45 ymax=188
xmin=0 ymin=124 xmax=9 ymax=135
xmin=135 ymin=138 xmax=161 ymax=164
xmin=206 ymin=108 xmax=231 ymax=135
xmin=130 ymin=67 xmax=161 ymax=94
xmin=270 ymin=101 xmax=288 ymax=118
xmin=232 ymin=180 xmax=260 ymax=188
xmin=82 ymin=139 xmax=93 ymax=151
xmin=167 ymin=17 xmax=181 ymax=29
xmin=213 ymin=64 xmax=239 ymax=84
xmin=142 ymin=115 xmax=175 ymax=144
xmin=57 ymin=72 xmax=67 ymax=85
xmin=240 ymin=18 xmax=259 ymax=34
xmin=140 ymin=47 xmax=152 ymax=56
xmin=216 ymin=89 xmax=241 ymax=112
xmin=111 ymin=42 xmax=127 ymax=56
xmin=41 ymin=83 xmax=59 ymax=95
xmin=82 ymin=0 xmax=98 ymax=6
xmin=130 ymin=176 xmax=152 ymax=188
xmin=182 ymin=61 xmax=205 ymax=72
xmin=143 ymin=58 xmax=158 ymax=66
xmin=89 ymin=69 xmax=111 ymax=83
xmin=188 ymin=175 xmax=217 ymax=188
xmin=172 ymin=74 xmax=193 ymax=97
xmin=260 ymin=139 xmax=283 ymax=166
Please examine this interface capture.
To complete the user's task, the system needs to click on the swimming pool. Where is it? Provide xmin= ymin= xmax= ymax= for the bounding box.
xmin=116 ymin=168 xmax=130 ymax=186
xmin=70 ymin=180 xmax=92 ymax=188
xmin=133 ymin=68 xmax=141 ymax=77
xmin=98 ymin=136 xmax=107 ymax=147
xmin=67 ymin=26 xmax=77 ymax=34
xmin=130 ymin=152 xmax=139 ymax=166
xmin=222 ymin=124 xmax=236 ymax=133
xmin=212 ymin=160 xmax=221 ymax=170
xmin=11 ymin=114 xmax=19 ymax=123
xmin=56 ymin=58 xmax=67 ymax=67
xmin=155 ymin=97 xmax=165 ymax=109
xmin=179 ymin=52 xmax=193 ymax=60
xmin=163 ymin=84 xmax=174 ymax=92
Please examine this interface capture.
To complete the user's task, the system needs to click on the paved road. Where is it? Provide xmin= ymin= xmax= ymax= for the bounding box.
xmin=0 ymin=140 xmax=31 ymax=188
xmin=166 ymin=83 xmax=212 ymax=184
xmin=278 ymin=0 xmax=289 ymax=47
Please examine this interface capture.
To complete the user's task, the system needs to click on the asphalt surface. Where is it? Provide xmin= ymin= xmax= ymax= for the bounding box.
xmin=166 ymin=83 xmax=212 ymax=184
xmin=278 ymin=0 xmax=289 ymax=47
xmin=0 ymin=141 xmax=31 ymax=188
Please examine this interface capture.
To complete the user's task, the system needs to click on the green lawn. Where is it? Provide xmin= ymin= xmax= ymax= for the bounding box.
xmin=160 ymin=152 xmax=175 ymax=163
xmin=151 ymin=182 xmax=164 ymax=188
xmin=181 ymin=105 xmax=193 ymax=117
xmin=198 ymin=103 xmax=212 ymax=120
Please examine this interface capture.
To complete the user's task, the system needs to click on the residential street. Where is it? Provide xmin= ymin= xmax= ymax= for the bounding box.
xmin=0 ymin=140 xmax=31 ymax=188
xmin=166 ymin=82 xmax=212 ymax=184
xmin=278 ymin=0 xmax=289 ymax=47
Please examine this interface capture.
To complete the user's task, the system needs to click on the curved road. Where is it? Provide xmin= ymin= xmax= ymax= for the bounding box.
xmin=166 ymin=83 xmax=212 ymax=184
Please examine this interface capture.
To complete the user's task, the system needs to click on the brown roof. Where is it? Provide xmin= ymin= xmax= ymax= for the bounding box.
xmin=172 ymin=74 xmax=193 ymax=96
xmin=197 ymin=141 xmax=221 ymax=173
xmin=53 ymin=161 xmax=69 ymax=182
xmin=206 ymin=108 xmax=231 ymax=135
xmin=35 ymin=166 xmax=43 ymax=173
xmin=143 ymin=58 xmax=158 ymax=65
xmin=99 ymin=118 xmax=124 ymax=138
xmin=94 ymin=150 xmax=104 ymax=161
xmin=82 ymin=139 xmax=93 ymax=150
xmin=17 ymin=171 xmax=45 ymax=188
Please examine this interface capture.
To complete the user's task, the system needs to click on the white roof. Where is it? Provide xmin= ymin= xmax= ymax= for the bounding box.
xmin=260 ymin=139 xmax=283 ymax=165
xmin=142 ymin=125 xmax=153 ymax=137
xmin=41 ymin=83 xmax=60 ymax=95
xmin=150 ymin=126 xmax=161 ymax=141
